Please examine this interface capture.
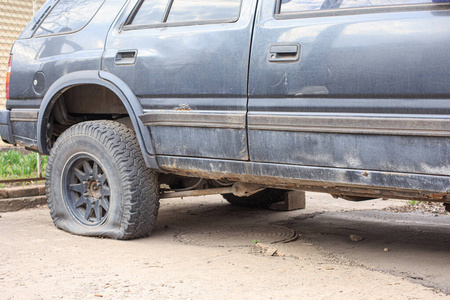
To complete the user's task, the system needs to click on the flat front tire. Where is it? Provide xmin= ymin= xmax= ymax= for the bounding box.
xmin=46 ymin=120 xmax=159 ymax=240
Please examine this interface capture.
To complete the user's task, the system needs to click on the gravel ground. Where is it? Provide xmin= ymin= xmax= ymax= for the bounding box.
xmin=0 ymin=193 xmax=449 ymax=299
xmin=385 ymin=201 xmax=449 ymax=215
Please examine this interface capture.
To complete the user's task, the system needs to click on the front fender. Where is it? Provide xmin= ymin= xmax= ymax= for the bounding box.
xmin=37 ymin=70 xmax=159 ymax=169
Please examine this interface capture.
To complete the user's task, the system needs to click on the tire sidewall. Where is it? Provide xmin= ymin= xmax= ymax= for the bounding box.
xmin=49 ymin=133 xmax=125 ymax=238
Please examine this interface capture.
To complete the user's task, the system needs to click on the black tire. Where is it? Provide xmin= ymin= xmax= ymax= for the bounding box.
xmin=222 ymin=189 xmax=287 ymax=208
xmin=46 ymin=120 xmax=159 ymax=240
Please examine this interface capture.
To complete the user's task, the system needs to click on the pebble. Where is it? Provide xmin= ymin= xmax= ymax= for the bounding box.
xmin=255 ymin=243 xmax=278 ymax=256
xmin=349 ymin=234 xmax=364 ymax=242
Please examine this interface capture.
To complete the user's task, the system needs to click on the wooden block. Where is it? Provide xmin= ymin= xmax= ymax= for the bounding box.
xmin=269 ymin=191 xmax=306 ymax=211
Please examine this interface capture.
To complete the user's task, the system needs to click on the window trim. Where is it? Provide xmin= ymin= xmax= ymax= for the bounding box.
xmin=274 ymin=2 xmax=450 ymax=20
xmin=32 ymin=0 xmax=106 ymax=38
xmin=162 ymin=0 xmax=175 ymax=22
xmin=123 ymin=0 xmax=243 ymax=31
xmin=31 ymin=6 xmax=52 ymax=31
xmin=125 ymin=0 xmax=147 ymax=25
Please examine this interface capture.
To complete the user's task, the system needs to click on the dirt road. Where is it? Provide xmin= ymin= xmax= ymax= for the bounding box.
xmin=0 ymin=193 xmax=449 ymax=299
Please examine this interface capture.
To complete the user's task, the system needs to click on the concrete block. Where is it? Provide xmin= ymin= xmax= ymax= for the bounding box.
xmin=7 ymin=186 xmax=39 ymax=198
xmin=38 ymin=185 xmax=46 ymax=195
xmin=0 ymin=195 xmax=47 ymax=212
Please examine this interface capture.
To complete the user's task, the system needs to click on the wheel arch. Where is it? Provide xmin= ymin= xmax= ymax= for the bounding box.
xmin=37 ymin=70 xmax=159 ymax=169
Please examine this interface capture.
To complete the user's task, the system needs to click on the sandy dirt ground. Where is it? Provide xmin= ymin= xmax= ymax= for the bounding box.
xmin=0 ymin=192 xmax=449 ymax=299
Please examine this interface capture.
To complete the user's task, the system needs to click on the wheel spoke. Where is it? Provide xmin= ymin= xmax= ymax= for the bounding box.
xmin=83 ymin=161 xmax=93 ymax=175
xmin=84 ymin=202 xmax=92 ymax=220
xmin=100 ymin=198 xmax=109 ymax=211
xmin=98 ymin=174 xmax=106 ymax=184
xmin=74 ymin=168 xmax=86 ymax=181
xmin=74 ymin=197 xmax=86 ymax=208
xmin=102 ymin=186 xmax=110 ymax=197
xmin=69 ymin=183 xmax=84 ymax=194
xmin=94 ymin=201 xmax=102 ymax=221
xmin=93 ymin=162 xmax=99 ymax=181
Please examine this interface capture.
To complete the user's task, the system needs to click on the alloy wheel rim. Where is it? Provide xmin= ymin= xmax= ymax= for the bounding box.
xmin=62 ymin=154 xmax=111 ymax=226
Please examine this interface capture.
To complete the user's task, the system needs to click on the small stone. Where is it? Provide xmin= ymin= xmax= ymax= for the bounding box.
xmin=255 ymin=243 xmax=278 ymax=256
xmin=384 ymin=248 xmax=390 ymax=252
xmin=349 ymin=234 xmax=364 ymax=242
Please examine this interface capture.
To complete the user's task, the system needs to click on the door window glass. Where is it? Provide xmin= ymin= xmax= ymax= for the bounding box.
xmin=128 ymin=0 xmax=241 ymax=26
xmin=130 ymin=0 xmax=168 ymax=25
xmin=167 ymin=0 xmax=240 ymax=22
xmin=280 ymin=0 xmax=450 ymax=14
xmin=35 ymin=0 xmax=104 ymax=36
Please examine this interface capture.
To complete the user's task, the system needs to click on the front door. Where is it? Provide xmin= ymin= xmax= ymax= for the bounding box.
xmin=104 ymin=0 xmax=258 ymax=160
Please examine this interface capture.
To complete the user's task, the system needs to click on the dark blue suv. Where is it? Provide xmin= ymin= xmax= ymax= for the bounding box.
xmin=1 ymin=0 xmax=449 ymax=239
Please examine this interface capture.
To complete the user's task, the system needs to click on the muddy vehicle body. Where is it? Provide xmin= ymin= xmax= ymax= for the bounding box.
xmin=1 ymin=0 xmax=450 ymax=239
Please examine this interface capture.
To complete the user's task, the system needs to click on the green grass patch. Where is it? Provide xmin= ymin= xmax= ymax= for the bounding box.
xmin=0 ymin=149 xmax=47 ymax=180
xmin=407 ymin=200 xmax=425 ymax=206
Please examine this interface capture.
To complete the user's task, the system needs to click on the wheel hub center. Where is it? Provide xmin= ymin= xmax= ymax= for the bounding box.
xmin=89 ymin=181 xmax=101 ymax=198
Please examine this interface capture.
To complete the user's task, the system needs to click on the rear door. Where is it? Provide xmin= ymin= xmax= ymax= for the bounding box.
xmin=248 ymin=0 xmax=450 ymax=175
xmin=104 ymin=0 xmax=257 ymax=160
